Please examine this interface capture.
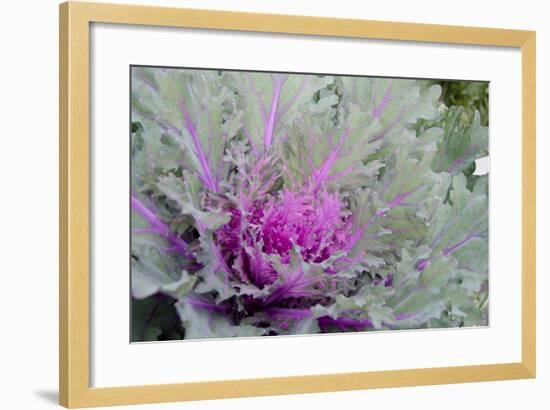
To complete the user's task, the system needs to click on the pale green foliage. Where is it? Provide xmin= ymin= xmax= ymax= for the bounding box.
xmin=431 ymin=107 xmax=489 ymax=175
xmin=132 ymin=68 xmax=241 ymax=190
xmin=283 ymin=100 xmax=384 ymax=188
xmin=132 ymin=255 xmax=196 ymax=300
xmin=235 ymin=73 xmax=333 ymax=151
xmin=388 ymin=174 xmax=488 ymax=328
xmin=157 ymin=172 xmax=230 ymax=231
xmin=342 ymin=78 xmax=442 ymax=151
xmin=176 ymin=298 xmax=266 ymax=339
xmin=131 ymin=211 xmax=193 ymax=300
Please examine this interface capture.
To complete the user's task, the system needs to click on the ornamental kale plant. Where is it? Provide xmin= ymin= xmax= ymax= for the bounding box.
xmin=130 ymin=66 xmax=489 ymax=341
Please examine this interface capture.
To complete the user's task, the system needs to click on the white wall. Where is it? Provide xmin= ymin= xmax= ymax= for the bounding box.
xmin=0 ymin=0 xmax=546 ymax=409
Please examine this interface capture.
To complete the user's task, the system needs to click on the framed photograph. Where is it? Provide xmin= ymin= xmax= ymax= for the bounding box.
xmin=59 ymin=1 xmax=536 ymax=408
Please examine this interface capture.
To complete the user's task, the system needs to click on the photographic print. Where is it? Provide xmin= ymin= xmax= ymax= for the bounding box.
xmin=130 ymin=66 xmax=489 ymax=342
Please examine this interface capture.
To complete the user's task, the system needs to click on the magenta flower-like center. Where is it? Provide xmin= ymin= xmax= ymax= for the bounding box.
xmin=215 ymin=187 xmax=352 ymax=288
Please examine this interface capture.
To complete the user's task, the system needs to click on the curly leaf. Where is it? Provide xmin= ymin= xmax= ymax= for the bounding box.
xmin=132 ymin=67 xmax=242 ymax=192
xmin=431 ymin=107 xmax=488 ymax=175
xmin=233 ymin=72 xmax=333 ymax=151
xmin=176 ymin=296 xmax=265 ymax=339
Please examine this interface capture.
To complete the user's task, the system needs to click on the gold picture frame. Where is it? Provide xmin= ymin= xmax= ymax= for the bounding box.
xmin=59 ymin=1 xmax=536 ymax=407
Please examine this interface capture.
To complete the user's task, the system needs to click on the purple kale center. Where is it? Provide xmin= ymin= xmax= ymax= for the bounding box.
xmin=215 ymin=186 xmax=352 ymax=288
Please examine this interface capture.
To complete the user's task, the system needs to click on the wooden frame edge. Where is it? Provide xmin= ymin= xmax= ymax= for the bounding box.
xmin=60 ymin=1 xmax=92 ymax=407
xmin=520 ymin=31 xmax=536 ymax=377
xmin=59 ymin=1 xmax=536 ymax=408
xmin=62 ymin=363 xmax=536 ymax=408
xmin=68 ymin=0 xmax=533 ymax=46
xmin=64 ymin=363 xmax=533 ymax=408
xmin=59 ymin=1 xmax=69 ymax=406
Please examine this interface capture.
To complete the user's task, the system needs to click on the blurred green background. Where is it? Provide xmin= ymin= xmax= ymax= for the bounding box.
xmin=436 ymin=80 xmax=489 ymax=126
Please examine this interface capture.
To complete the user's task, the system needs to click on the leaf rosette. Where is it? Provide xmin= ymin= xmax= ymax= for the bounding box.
xmin=130 ymin=68 xmax=489 ymax=340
